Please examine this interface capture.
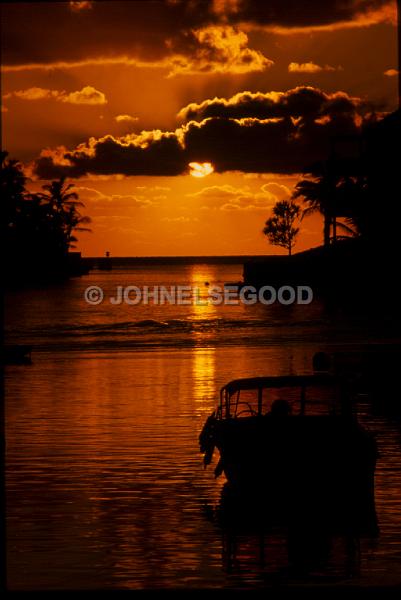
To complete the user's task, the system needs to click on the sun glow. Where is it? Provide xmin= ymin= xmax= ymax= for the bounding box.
xmin=189 ymin=162 xmax=214 ymax=178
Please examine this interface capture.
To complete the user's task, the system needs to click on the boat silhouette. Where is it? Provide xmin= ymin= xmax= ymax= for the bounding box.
xmin=200 ymin=374 xmax=377 ymax=531
xmin=2 ymin=344 xmax=32 ymax=365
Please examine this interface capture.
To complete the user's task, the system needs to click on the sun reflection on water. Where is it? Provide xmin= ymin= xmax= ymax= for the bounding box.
xmin=189 ymin=264 xmax=218 ymax=323
xmin=192 ymin=348 xmax=217 ymax=413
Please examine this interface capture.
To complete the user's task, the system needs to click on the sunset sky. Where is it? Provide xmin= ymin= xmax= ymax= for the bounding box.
xmin=1 ymin=0 xmax=399 ymax=256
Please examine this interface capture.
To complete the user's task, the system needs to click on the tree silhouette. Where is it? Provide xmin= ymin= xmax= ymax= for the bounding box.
xmin=292 ymin=161 xmax=338 ymax=247
xmin=63 ymin=204 xmax=92 ymax=249
xmin=1 ymin=151 xmax=27 ymax=238
xmin=263 ymin=200 xmax=301 ymax=256
xmin=292 ymin=156 xmax=374 ymax=247
xmin=333 ymin=174 xmax=372 ymax=240
xmin=39 ymin=177 xmax=91 ymax=256
xmin=1 ymin=153 xmax=91 ymax=280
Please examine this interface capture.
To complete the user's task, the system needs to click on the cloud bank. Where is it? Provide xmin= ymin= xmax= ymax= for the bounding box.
xmin=288 ymin=62 xmax=342 ymax=73
xmin=33 ymin=86 xmax=375 ymax=179
xmin=3 ymin=85 xmax=107 ymax=105
xmin=2 ymin=1 xmax=395 ymax=71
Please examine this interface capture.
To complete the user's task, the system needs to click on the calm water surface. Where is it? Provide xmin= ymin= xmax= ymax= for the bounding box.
xmin=5 ymin=264 xmax=401 ymax=589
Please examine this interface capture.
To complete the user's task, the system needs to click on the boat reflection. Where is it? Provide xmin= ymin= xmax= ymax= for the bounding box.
xmin=204 ymin=481 xmax=378 ymax=584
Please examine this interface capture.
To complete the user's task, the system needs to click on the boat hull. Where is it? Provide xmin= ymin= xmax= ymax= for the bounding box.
xmin=212 ymin=415 xmax=377 ymax=529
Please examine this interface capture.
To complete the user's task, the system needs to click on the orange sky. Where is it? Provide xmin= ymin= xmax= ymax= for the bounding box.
xmin=1 ymin=0 xmax=398 ymax=256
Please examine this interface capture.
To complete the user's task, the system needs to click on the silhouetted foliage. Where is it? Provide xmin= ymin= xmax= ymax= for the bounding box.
xmin=334 ymin=174 xmax=373 ymax=240
xmin=293 ymin=154 xmax=376 ymax=247
xmin=39 ymin=177 xmax=91 ymax=254
xmin=1 ymin=151 xmax=91 ymax=281
xmin=292 ymin=161 xmax=339 ymax=247
xmin=263 ymin=200 xmax=300 ymax=256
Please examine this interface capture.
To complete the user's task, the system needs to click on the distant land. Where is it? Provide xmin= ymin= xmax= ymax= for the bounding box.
xmin=83 ymin=255 xmax=273 ymax=268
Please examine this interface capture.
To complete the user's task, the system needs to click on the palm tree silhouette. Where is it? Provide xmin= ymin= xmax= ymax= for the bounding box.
xmin=63 ymin=204 xmax=92 ymax=250
xmin=1 ymin=151 xmax=27 ymax=234
xmin=292 ymin=161 xmax=338 ymax=247
xmin=333 ymin=174 xmax=372 ymax=240
xmin=39 ymin=177 xmax=91 ymax=254
xmin=2 ymin=153 xmax=92 ymax=280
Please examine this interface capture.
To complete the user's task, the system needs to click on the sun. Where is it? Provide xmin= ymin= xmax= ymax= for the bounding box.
xmin=189 ymin=162 xmax=214 ymax=178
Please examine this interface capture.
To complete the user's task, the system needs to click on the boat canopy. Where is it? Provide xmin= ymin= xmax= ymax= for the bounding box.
xmin=221 ymin=374 xmax=340 ymax=397
xmin=218 ymin=374 xmax=350 ymax=419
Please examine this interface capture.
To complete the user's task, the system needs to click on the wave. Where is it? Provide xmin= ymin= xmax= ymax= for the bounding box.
xmin=71 ymin=319 xmax=171 ymax=331
xmin=4 ymin=315 xmax=335 ymax=354
xmin=7 ymin=316 xmax=326 ymax=337
xmin=6 ymin=312 xmax=393 ymax=354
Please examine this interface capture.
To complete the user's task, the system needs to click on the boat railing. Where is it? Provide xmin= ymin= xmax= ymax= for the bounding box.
xmin=216 ymin=374 xmax=351 ymax=420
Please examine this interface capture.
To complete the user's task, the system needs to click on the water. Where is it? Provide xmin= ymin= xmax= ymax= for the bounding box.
xmin=5 ymin=263 xmax=401 ymax=589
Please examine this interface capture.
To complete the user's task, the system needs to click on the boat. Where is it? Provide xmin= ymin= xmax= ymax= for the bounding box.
xmin=2 ymin=344 xmax=32 ymax=364
xmin=200 ymin=374 xmax=377 ymax=527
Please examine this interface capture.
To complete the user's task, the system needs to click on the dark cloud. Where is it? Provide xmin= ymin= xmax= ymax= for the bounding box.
xmin=178 ymin=86 xmax=363 ymax=121
xmin=184 ymin=110 xmax=363 ymax=173
xmin=34 ymin=132 xmax=187 ymax=179
xmin=33 ymin=86 xmax=372 ymax=178
xmin=2 ymin=1 xmax=394 ymax=68
xmin=2 ymin=2 xmax=179 ymax=67
xmin=207 ymin=0 xmax=393 ymax=28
